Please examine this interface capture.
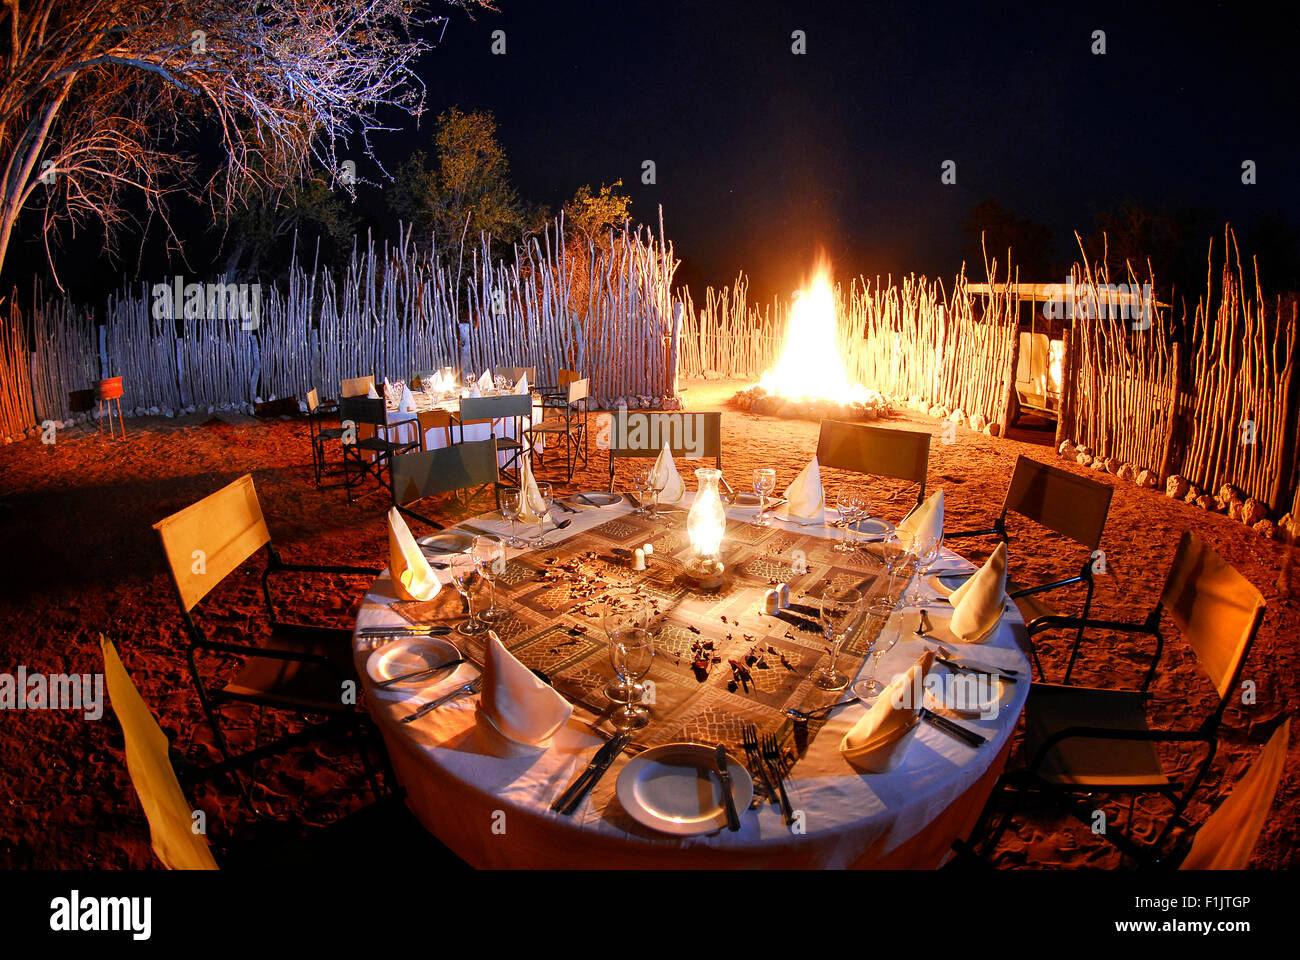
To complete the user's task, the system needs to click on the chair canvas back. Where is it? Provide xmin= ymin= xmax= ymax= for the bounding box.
xmin=306 ymin=388 xmax=321 ymax=413
xmin=566 ymin=378 xmax=590 ymax=405
xmin=101 ymin=636 xmax=219 ymax=870
xmin=1160 ymin=530 xmax=1265 ymax=701
xmin=816 ymin=420 xmax=930 ymax=504
xmin=558 ymin=369 xmax=581 ymax=388
xmin=1002 ymin=455 xmax=1112 ymax=550
xmin=460 ymin=393 xmax=532 ymax=422
xmin=391 ymin=440 xmax=499 ymax=504
xmin=340 ymin=375 xmax=374 ymax=398
xmin=1181 ymin=717 xmax=1289 ymax=869
xmin=338 ymin=396 xmax=387 ymax=428
xmin=495 ymin=366 xmax=535 ymax=384
xmin=607 ymin=411 xmax=722 ymax=462
xmin=153 ymin=474 xmax=269 ymax=612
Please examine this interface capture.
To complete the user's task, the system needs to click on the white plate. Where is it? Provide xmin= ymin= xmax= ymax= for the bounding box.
xmin=418 ymin=532 xmax=475 ymax=555
xmin=850 ymin=517 xmax=896 ymax=542
xmin=365 ymin=635 xmax=463 ymax=685
xmin=925 ymin=664 xmax=1012 ymax=719
xmin=616 ymin=742 xmax=754 ymax=836
xmin=925 ymin=571 xmax=972 ymax=597
xmin=567 ymin=491 xmax=622 ymax=507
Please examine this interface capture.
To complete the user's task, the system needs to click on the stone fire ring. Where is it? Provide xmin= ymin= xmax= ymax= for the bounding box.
xmin=732 ymin=386 xmax=892 ymax=422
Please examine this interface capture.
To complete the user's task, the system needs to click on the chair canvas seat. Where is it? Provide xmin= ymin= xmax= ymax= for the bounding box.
xmin=220 ymin=625 xmax=355 ymax=714
xmin=1023 ymin=683 xmax=1170 ymax=789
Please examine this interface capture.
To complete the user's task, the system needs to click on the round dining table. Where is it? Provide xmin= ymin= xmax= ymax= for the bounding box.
xmin=352 ymin=496 xmax=1030 ymax=868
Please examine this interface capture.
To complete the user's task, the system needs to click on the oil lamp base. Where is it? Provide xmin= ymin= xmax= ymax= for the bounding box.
xmin=682 ymin=557 xmax=726 ymax=591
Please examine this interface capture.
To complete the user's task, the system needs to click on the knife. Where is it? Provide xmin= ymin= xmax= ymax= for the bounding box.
xmin=919 ymin=707 xmax=986 ymax=747
xmin=400 ymin=677 xmax=480 ymax=722
xmin=458 ymin=522 xmax=504 ymax=540
xmin=577 ymin=492 xmax=601 ymax=507
xmin=715 ymin=744 xmax=742 ymax=831
xmin=624 ymin=492 xmax=642 ymax=509
xmin=374 ymin=658 xmax=465 ymax=688
xmin=553 ymin=732 xmax=633 ymax=815
xmin=934 ymin=654 xmax=1019 ymax=684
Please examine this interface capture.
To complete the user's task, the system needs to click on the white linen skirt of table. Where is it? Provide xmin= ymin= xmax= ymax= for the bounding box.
xmin=352 ymin=499 xmax=1030 ymax=868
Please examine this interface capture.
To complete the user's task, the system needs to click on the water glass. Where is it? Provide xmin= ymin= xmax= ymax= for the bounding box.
xmin=609 ymin=623 xmax=654 ymax=730
xmin=602 ymin=594 xmax=651 ymax=704
xmin=472 ymin=535 xmax=506 ymax=623
xmin=752 ymin=468 xmax=777 ymax=526
xmin=496 ymin=484 xmax=527 ymax=548
xmin=532 ymin=481 xmax=553 ymax=544
xmin=834 ymin=489 xmax=865 ymax=552
xmin=448 ymin=552 xmax=485 ymax=635
xmin=853 ymin=598 xmax=897 ymax=699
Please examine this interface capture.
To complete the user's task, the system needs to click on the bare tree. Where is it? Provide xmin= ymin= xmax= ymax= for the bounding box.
xmin=0 ymin=0 xmax=490 ymax=283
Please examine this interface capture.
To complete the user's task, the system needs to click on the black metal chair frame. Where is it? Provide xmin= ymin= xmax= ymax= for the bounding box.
xmin=947 ymin=456 xmax=1115 ymax=684
xmin=168 ymin=540 xmax=385 ymax=813
xmin=306 ymin=388 xmax=346 ymax=487
xmin=456 ymin=393 xmax=531 ymax=485
xmin=966 ymin=551 xmax=1264 ymax=867
xmin=525 ymin=378 xmax=590 ymax=483
xmin=338 ymin=396 xmax=420 ymax=503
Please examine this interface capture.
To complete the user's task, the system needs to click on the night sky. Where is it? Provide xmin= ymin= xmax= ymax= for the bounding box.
xmin=8 ymin=0 xmax=1300 ymax=306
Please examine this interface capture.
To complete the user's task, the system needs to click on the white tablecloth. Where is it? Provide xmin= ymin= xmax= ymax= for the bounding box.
xmin=352 ymin=497 xmax=1030 ymax=868
xmin=382 ymin=389 xmax=544 ymax=465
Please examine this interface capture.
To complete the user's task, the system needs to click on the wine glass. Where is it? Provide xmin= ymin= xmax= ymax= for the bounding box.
xmin=643 ymin=469 xmax=666 ymax=520
xmin=815 ymin=583 xmax=861 ymax=690
xmin=752 ymin=468 xmax=777 ymax=526
xmin=834 ymin=488 xmax=864 ymax=552
xmin=609 ymin=618 xmax=654 ymax=730
xmin=602 ymin=594 xmax=651 ymax=704
xmin=531 ymin=481 xmax=553 ymax=544
xmin=448 ymin=552 xmax=485 ymax=635
xmin=496 ymin=484 xmax=527 ymax=548
xmin=472 ymin=535 xmax=506 ymax=623
xmin=852 ymin=598 xmax=897 ymax=699
xmin=905 ymin=532 xmax=944 ymax=607
xmin=629 ymin=471 xmax=647 ymax=516
xmin=877 ymin=531 xmax=908 ymax=603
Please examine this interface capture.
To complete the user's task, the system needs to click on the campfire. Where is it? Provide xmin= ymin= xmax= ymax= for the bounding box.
xmin=734 ymin=265 xmax=891 ymax=421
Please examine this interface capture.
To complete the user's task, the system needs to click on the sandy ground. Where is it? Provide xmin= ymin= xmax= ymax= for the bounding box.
xmin=0 ymin=377 xmax=1295 ymax=869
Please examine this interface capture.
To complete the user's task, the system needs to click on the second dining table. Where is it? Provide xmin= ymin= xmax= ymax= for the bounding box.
xmin=351 ymin=490 xmax=1030 ymax=868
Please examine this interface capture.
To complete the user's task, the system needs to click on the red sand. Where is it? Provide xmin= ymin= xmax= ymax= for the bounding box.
xmin=0 ymin=378 xmax=1295 ymax=869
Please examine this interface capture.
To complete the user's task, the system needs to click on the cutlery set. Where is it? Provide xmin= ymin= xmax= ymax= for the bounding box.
xmin=551 ymin=731 xmax=635 ymax=815
xmin=742 ymin=724 xmax=794 ymax=823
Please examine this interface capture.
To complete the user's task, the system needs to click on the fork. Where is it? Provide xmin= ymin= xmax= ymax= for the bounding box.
xmin=741 ymin=724 xmax=777 ymax=809
xmin=761 ymin=733 xmax=794 ymax=824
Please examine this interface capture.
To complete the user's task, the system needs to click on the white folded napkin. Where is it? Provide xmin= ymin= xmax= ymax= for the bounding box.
xmin=840 ymin=649 xmax=934 ymax=772
xmin=366 ymin=383 xmax=379 ymax=399
xmin=387 ymin=508 xmax=441 ymax=602
xmin=513 ymin=373 xmax=529 ymax=395
xmin=469 ymin=382 xmax=482 ymax=398
xmin=477 ymin=369 xmax=493 ymax=393
xmin=896 ymin=488 xmax=944 ymax=550
xmin=517 ymin=455 xmax=548 ymax=523
xmin=782 ymin=457 xmax=826 ymax=524
xmin=650 ymin=443 xmax=685 ymax=504
xmin=399 ymin=383 xmax=415 ymax=413
xmin=479 ymin=632 xmax=572 ymax=746
xmin=948 ymin=542 xmax=1008 ymax=643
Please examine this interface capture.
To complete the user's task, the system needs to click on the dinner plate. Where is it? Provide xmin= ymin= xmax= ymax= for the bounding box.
xmin=616 ymin=742 xmax=754 ymax=836
xmin=365 ymin=635 xmax=463 ymax=685
xmin=418 ymin=532 xmax=475 ymax=555
xmin=925 ymin=664 xmax=1012 ymax=719
xmin=925 ymin=571 xmax=973 ymax=597
xmin=850 ymin=517 xmax=896 ymax=542
xmin=567 ymin=491 xmax=622 ymax=507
